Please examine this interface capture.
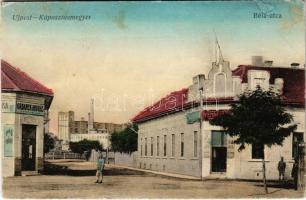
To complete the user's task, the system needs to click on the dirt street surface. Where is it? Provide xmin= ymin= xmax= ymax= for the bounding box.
xmin=2 ymin=160 xmax=305 ymax=198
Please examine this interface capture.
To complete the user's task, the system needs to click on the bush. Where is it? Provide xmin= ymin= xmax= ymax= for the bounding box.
xmin=69 ymin=139 xmax=103 ymax=159
xmin=110 ymin=124 xmax=138 ymax=154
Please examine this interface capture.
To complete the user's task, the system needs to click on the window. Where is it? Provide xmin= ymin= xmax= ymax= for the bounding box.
xmin=194 ymin=131 xmax=198 ymax=157
xmin=75 ymin=128 xmax=78 ymax=133
xmin=151 ymin=137 xmax=153 ymax=156
xmin=163 ymin=135 xmax=167 ymax=156
xmin=252 ymin=143 xmax=264 ymax=159
xmin=211 ymin=131 xmax=227 ymax=147
xmin=171 ymin=134 xmax=175 ymax=157
xmin=248 ymin=70 xmax=270 ymax=90
xmin=292 ymin=132 xmax=304 ymax=158
xmin=157 ymin=136 xmax=160 ymax=156
xmin=145 ymin=138 xmax=147 ymax=156
xmin=140 ymin=138 xmax=143 ymax=156
xmin=180 ymin=133 xmax=184 ymax=157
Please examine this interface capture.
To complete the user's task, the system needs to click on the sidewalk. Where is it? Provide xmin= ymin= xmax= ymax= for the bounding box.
xmin=107 ymin=164 xmax=201 ymax=180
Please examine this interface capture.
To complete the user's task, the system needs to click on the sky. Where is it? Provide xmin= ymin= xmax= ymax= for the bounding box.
xmin=2 ymin=0 xmax=305 ymax=134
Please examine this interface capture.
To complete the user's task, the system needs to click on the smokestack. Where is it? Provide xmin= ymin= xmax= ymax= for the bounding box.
xmin=264 ymin=60 xmax=273 ymax=67
xmin=290 ymin=63 xmax=300 ymax=69
xmin=88 ymin=112 xmax=92 ymax=133
xmin=91 ymin=98 xmax=94 ymax=124
xmin=252 ymin=56 xmax=263 ymax=66
xmin=88 ymin=98 xmax=95 ymax=132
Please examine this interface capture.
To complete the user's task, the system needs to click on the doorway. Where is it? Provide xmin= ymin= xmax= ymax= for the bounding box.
xmin=21 ymin=125 xmax=36 ymax=171
xmin=211 ymin=131 xmax=227 ymax=172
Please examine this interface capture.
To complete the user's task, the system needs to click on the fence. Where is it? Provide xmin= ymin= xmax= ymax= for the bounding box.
xmin=45 ymin=150 xmax=138 ymax=167
xmin=45 ymin=152 xmax=84 ymax=160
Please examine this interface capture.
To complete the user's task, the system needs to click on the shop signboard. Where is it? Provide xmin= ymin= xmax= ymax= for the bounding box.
xmin=2 ymin=97 xmax=15 ymax=113
xmin=16 ymin=94 xmax=44 ymax=116
xmin=16 ymin=102 xmax=44 ymax=116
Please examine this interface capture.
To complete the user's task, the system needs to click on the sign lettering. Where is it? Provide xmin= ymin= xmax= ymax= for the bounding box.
xmin=16 ymin=102 xmax=44 ymax=116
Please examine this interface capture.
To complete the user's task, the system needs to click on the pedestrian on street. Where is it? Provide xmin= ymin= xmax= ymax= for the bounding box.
xmin=291 ymin=158 xmax=299 ymax=190
xmin=95 ymin=155 xmax=105 ymax=184
xmin=278 ymin=156 xmax=286 ymax=181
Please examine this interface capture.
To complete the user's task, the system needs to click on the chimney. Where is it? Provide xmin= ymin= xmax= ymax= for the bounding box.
xmin=264 ymin=60 xmax=273 ymax=67
xmin=290 ymin=63 xmax=300 ymax=69
xmin=252 ymin=56 xmax=263 ymax=66
xmin=88 ymin=112 xmax=92 ymax=133
xmin=91 ymin=98 xmax=94 ymax=123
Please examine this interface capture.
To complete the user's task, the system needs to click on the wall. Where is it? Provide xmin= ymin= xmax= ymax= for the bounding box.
xmin=114 ymin=152 xmax=137 ymax=167
xmin=137 ymin=111 xmax=201 ymax=177
xmin=202 ymin=107 xmax=304 ymax=180
xmin=2 ymin=93 xmax=45 ymax=177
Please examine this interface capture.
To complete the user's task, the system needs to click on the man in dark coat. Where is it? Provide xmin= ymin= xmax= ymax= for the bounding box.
xmin=291 ymin=158 xmax=299 ymax=190
xmin=278 ymin=157 xmax=286 ymax=181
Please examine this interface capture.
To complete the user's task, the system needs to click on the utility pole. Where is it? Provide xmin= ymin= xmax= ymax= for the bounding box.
xmin=199 ymin=87 xmax=204 ymax=180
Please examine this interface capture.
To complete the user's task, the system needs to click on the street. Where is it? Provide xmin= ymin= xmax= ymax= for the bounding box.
xmin=2 ymin=160 xmax=305 ymax=198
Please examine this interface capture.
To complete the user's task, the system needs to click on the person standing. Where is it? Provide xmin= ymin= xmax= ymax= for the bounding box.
xmin=95 ymin=156 xmax=105 ymax=184
xmin=291 ymin=158 xmax=299 ymax=190
xmin=278 ymin=157 xmax=286 ymax=181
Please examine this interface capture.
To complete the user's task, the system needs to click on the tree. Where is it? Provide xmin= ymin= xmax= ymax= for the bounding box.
xmin=44 ymin=133 xmax=55 ymax=154
xmin=210 ymin=87 xmax=297 ymax=193
xmin=110 ymin=124 xmax=138 ymax=154
xmin=69 ymin=139 xmax=103 ymax=160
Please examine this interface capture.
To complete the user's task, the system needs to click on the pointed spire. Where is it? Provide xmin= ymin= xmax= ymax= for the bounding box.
xmin=213 ymin=30 xmax=224 ymax=65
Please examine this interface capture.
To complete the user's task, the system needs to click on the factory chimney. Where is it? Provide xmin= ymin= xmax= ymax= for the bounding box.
xmin=252 ymin=56 xmax=263 ymax=66
xmin=88 ymin=98 xmax=94 ymax=133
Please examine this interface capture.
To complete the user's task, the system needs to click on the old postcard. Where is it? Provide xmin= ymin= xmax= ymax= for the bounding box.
xmin=1 ymin=0 xmax=305 ymax=198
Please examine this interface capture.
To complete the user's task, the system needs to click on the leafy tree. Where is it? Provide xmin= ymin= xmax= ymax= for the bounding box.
xmin=69 ymin=139 xmax=103 ymax=160
xmin=44 ymin=133 xmax=55 ymax=154
xmin=110 ymin=124 xmax=138 ymax=154
xmin=210 ymin=87 xmax=297 ymax=193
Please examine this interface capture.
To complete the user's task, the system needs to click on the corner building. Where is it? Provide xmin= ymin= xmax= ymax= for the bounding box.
xmin=1 ymin=60 xmax=54 ymax=177
xmin=132 ymin=57 xmax=305 ymax=180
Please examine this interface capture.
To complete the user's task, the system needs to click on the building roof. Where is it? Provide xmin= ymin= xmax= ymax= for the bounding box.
xmin=232 ymin=65 xmax=305 ymax=105
xmin=1 ymin=60 xmax=54 ymax=96
xmin=131 ymin=88 xmax=189 ymax=123
xmin=132 ymin=65 xmax=305 ymax=123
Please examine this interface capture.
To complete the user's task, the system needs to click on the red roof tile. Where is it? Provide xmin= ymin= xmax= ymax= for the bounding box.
xmin=232 ymin=65 xmax=305 ymax=105
xmin=131 ymin=88 xmax=188 ymax=123
xmin=1 ymin=60 xmax=54 ymax=96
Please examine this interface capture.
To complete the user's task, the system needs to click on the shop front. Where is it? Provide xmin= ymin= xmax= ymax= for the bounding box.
xmin=2 ymin=60 xmax=53 ymax=176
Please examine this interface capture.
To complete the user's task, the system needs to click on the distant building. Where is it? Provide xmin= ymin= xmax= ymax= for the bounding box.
xmin=58 ymin=99 xmax=126 ymax=149
xmin=58 ymin=111 xmax=74 ymax=150
xmin=1 ymin=60 xmax=54 ymax=177
xmin=132 ymin=54 xmax=305 ymax=180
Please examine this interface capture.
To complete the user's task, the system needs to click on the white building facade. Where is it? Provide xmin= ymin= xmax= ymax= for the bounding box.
xmin=132 ymin=56 xmax=305 ymax=180
xmin=70 ymin=132 xmax=110 ymax=149
xmin=1 ymin=60 xmax=54 ymax=177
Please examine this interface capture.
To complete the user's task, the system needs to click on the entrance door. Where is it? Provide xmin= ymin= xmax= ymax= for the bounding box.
xmin=21 ymin=125 xmax=36 ymax=171
xmin=211 ymin=131 xmax=227 ymax=172
xmin=212 ymin=147 xmax=227 ymax=172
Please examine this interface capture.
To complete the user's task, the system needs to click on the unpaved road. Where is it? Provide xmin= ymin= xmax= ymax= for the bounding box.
xmin=2 ymin=160 xmax=305 ymax=198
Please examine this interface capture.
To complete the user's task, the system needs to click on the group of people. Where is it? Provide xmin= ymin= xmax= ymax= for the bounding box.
xmin=278 ymin=156 xmax=299 ymax=190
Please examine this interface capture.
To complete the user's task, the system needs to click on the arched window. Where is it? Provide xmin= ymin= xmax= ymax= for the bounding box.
xmin=214 ymin=73 xmax=227 ymax=97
